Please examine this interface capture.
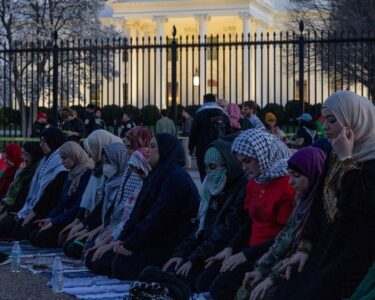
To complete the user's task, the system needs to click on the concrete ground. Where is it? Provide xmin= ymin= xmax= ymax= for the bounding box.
xmin=0 ymin=265 xmax=73 ymax=299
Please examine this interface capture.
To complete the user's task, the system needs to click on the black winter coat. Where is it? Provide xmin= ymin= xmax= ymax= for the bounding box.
xmin=171 ymin=139 xmax=247 ymax=264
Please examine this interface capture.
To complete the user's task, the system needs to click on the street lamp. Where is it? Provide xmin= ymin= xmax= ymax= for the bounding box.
xmin=193 ymin=68 xmax=199 ymax=86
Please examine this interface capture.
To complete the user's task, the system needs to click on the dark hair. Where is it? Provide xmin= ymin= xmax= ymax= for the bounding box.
xmin=161 ymin=109 xmax=168 ymax=117
xmin=181 ymin=107 xmax=190 ymax=115
xmin=86 ymin=103 xmax=96 ymax=110
xmin=242 ymin=100 xmax=257 ymax=112
xmin=203 ymin=93 xmax=216 ymax=103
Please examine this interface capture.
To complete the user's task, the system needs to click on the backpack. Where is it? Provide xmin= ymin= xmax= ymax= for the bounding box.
xmin=125 ymin=266 xmax=191 ymax=300
xmin=207 ymin=114 xmax=227 ymax=141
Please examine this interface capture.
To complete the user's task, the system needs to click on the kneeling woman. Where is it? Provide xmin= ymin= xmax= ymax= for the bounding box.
xmin=111 ymin=133 xmax=200 ymax=280
xmin=238 ymin=147 xmax=326 ymax=300
xmin=30 ymin=141 xmax=93 ymax=247
xmin=162 ymin=139 xmax=248 ymax=290
xmin=196 ymin=129 xmax=295 ymax=300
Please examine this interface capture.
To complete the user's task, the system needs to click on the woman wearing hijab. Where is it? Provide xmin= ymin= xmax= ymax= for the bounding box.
xmin=108 ymin=133 xmax=199 ymax=280
xmin=61 ymin=130 xmax=123 ymax=258
xmin=29 ymin=141 xmax=93 ymax=248
xmin=227 ymin=103 xmax=242 ymax=133
xmin=234 ymin=147 xmax=326 ymax=300
xmin=84 ymin=148 xmax=151 ymax=274
xmin=0 ymin=144 xmax=22 ymax=201
xmin=196 ymin=129 xmax=295 ymax=300
xmin=14 ymin=128 xmax=67 ymax=240
xmin=162 ymin=139 xmax=248 ymax=291
xmin=0 ymin=142 xmax=44 ymax=239
xmin=274 ymin=91 xmax=375 ymax=300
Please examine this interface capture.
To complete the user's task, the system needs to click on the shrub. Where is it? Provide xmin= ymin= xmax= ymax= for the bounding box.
xmin=140 ymin=105 xmax=160 ymax=126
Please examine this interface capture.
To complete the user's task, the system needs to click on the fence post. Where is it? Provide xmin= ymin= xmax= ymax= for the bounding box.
xmin=298 ymin=20 xmax=305 ymax=113
xmin=171 ymin=26 xmax=178 ymax=125
xmin=52 ymin=31 xmax=59 ymax=120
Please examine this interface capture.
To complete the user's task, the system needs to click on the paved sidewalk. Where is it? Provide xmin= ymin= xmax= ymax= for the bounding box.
xmin=0 ymin=265 xmax=73 ymax=299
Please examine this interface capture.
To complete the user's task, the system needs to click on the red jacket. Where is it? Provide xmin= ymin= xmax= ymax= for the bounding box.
xmin=245 ymin=176 xmax=295 ymax=246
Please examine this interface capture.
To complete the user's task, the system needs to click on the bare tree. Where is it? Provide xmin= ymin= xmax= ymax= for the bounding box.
xmin=286 ymin=0 xmax=375 ymax=99
xmin=0 ymin=0 xmax=119 ymax=135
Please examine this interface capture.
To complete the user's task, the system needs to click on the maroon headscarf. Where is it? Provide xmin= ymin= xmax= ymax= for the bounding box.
xmin=125 ymin=126 xmax=153 ymax=151
xmin=0 ymin=144 xmax=23 ymax=199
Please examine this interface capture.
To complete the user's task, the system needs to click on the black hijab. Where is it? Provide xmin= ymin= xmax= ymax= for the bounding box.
xmin=41 ymin=127 xmax=66 ymax=153
xmin=138 ymin=133 xmax=186 ymax=202
xmin=23 ymin=142 xmax=44 ymax=164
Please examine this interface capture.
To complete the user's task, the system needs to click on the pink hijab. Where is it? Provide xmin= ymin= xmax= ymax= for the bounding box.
xmin=227 ymin=103 xmax=241 ymax=129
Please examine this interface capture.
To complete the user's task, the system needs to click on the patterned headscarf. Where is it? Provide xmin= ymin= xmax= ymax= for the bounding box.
xmin=129 ymin=148 xmax=152 ymax=176
xmin=196 ymin=146 xmax=227 ymax=235
xmin=232 ymin=129 xmax=292 ymax=184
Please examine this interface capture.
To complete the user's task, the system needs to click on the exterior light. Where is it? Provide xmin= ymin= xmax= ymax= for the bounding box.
xmin=193 ymin=68 xmax=199 ymax=86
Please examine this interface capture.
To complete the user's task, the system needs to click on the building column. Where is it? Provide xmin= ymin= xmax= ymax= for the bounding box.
xmin=239 ymin=12 xmax=252 ymax=101
xmin=195 ymin=14 xmax=210 ymax=103
xmin=153 ymin=15 xmax=168 ymax=110
xmin=255 ymin=20 xmax=266 ymax=106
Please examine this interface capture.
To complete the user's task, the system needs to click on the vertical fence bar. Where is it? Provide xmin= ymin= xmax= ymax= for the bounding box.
xmin=171 ymin=26 xmax=178 ymax=124
xmin=298 ymin=21 xmax=305 ymax=113
xmin=52 ymin=31 xmax=59 ymax=119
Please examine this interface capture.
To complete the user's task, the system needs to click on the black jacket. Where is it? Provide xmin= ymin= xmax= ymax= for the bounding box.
xmin=188 ymin=106 xmax=230 ymax=157
xmin=171 ymin=139 xmax=247 ymax=264
xmin=118 ymin=164 xmax=200 ymax=253
xmin=31 ymin=121 xmax=46 ymax=138
xmin=61 ymin=118 xmax=86 ymax=142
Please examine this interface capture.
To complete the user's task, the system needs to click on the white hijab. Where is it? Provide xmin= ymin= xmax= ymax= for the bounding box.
xmin=323 ymin=91 xmax=375 ymax=162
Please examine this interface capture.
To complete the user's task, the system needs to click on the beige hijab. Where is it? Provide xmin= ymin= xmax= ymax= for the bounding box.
xmin=323 ymin=91 xmax=375 ymax=163
xmin=83 ymin=129 xmax=123 ymax=162
xmin=60 ymin=141 xmax=95 ymax=195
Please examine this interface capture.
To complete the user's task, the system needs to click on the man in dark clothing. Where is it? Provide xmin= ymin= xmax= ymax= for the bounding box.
xmin=114 ymin=112 xmax=136 ymax=138
xmin=189 ymin=94 xmax=230 ymax=181
xmin=84 ymin=104 xmax=101 ymax=136
xmin=59 ymin=107 xmax=86 ymax=142
xmin=31 ymin=112 xmax=47 ymax=137
xmin=95 ymin=108 xmax=107 ymax=130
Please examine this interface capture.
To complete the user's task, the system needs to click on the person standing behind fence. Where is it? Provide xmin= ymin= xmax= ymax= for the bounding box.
xmin=31 ymin=112 xmax=47 ymax=137
xmin=181 ymin=107 xmax=193 ymax=169
xmin=59 ymin=107 xmax=86 ymax=143
xmin=240 ymin=101 xmax=265 ymax=131
xmin=114 ymin=112 xmax=136 ymax=138
xmin=84 ymin=104 xmax=102 ymax=136
xmin=155 ymin=109 xmax=177 ymax=136
xmin=189 ymin=94 xmax=231 ymax=182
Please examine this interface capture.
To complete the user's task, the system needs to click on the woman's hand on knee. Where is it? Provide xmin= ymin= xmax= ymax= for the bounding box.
xmin=220 ymin=252 xmax=247 ymax=272
xmin=249 ymin=277 xmax=273 ymax=300
xmin=243 ymin=270 xmax=263 ymax=288
xmin=204 ymin=247 xmax=232 ymax=269
xmin=162 ymin=257 xmax=184 ymax=272
xmin=279 ymin=252 xmax=309 ymax=280
xmin=176 ymin=261 xmax=192 ymax=277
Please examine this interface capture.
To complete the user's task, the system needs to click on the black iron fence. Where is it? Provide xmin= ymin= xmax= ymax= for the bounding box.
xmin=0 ymin=21 xmax=374 ymax=137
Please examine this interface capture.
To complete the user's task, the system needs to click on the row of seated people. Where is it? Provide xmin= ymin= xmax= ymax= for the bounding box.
xmin=0 ymin=90 xmax=374 ymax=300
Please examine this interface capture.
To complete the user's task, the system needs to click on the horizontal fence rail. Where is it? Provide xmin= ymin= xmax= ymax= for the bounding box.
xmin=0 ymin=21 xmax=374 ymax=138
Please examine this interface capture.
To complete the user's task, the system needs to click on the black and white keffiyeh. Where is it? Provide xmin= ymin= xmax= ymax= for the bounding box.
xmin=232 ymin=129 xmax=292 ymax=184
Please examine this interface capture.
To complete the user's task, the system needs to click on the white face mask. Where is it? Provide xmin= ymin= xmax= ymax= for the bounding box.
xmin=103 ymin=164 xmax=118 ymax=179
